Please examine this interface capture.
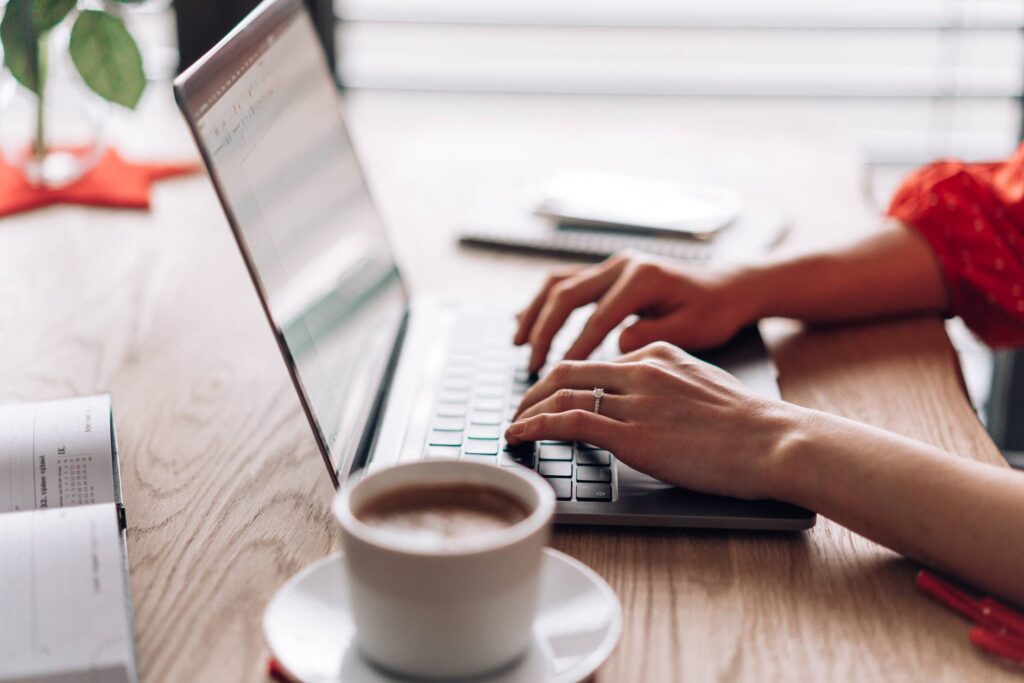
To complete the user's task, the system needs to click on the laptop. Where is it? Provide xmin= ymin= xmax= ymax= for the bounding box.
xmin=174 ymin=0 xmax=814 ymax=531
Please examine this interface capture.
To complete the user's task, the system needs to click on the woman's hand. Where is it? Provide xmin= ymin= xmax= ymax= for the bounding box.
xmin=514 ymin=252 xmax=760 ymax=374
xmin=504 ymin=342 xmax=796 ymax=500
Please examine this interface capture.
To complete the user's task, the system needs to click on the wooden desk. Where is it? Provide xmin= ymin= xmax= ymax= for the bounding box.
xmin=0 ymin=90 xmax=1010 ymax=682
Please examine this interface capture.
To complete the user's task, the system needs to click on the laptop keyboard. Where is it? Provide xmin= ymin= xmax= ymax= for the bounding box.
xmin=423 ymin=313 xmax=616 ymax=503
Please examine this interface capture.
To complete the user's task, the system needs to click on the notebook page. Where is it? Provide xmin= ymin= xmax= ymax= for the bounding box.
xmin=0 ymin=395 xmax=115 ymax=512
xmin=0 ymin=503 xmax=134 ymax=683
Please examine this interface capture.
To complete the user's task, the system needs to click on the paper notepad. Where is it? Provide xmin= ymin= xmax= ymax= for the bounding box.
xmin=0 ymin=395 xmax=137 ymax=683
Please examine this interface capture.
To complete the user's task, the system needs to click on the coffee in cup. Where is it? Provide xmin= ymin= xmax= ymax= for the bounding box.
xmin=355 ymin=482 xmax=530 ymax=550
xmin=334 ymin=461 xmax=555 ymax=680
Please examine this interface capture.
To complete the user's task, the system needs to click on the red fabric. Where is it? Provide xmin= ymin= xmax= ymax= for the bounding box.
xmin=0 ymin=149 xmax=199 ymax=217
xmin=888 ymin=142 xmax=1024 ymax=347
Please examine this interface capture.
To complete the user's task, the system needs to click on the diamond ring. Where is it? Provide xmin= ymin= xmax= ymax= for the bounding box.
xmin=592 ymin=387 xmax=605 ymax=415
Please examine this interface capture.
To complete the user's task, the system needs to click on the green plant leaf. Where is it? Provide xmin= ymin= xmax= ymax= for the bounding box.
xmin=0 ymin=0 xmax=75 ymax=93
xmin=1 ymin=0 xmax=43 ymax=93
xmin=69 ymin=10 xmax=146 ymax=109
xmin=32 ymin=0 xmax=77 ymax=31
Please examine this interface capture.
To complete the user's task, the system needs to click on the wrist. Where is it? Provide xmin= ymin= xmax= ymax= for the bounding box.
xmin=759 ymin=401 xmax=821 ymax=504
xmin=720 ymin=262 xmax=778 ymax=324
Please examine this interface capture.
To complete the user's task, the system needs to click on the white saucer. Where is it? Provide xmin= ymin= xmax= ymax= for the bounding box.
xmin=263 ymin=548 xmax=622 ymax=683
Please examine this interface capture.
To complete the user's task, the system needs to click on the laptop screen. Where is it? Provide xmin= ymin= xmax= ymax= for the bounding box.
xmin=177 ymin=2 xmax=406 ymax=480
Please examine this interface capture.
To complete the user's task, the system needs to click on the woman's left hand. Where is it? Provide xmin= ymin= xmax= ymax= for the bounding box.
xmin=505 ymin=342 xmax=796 ymax=500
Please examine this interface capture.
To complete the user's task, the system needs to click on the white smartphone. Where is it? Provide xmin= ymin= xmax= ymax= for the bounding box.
xmin=534 ymin=170 xmax=742 ymax=239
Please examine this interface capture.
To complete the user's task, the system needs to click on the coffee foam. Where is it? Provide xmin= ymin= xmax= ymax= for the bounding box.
xmin=356 ymin=483 xmax=531 ymax=552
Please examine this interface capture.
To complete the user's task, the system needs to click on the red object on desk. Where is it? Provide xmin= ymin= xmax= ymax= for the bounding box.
xmin=916 ymin=569 xmax=1024 ymax=666
xmin=267 ymin=658 xmax=294 ymax=682
xmin=0 ymin=149 xmax=199 ymax=217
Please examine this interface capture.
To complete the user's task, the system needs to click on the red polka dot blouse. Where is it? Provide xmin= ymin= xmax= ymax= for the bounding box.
xmin=888 ymin=142 xmax=1024 ymax=347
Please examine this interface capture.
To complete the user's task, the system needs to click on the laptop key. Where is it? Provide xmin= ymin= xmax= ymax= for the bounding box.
xmin=436 ymin=403 xmax=468 ymax=418
xmin=438 ymin=391 xmax=470 ymax=405
xmin=470 ymin=411 xmax=502 ymax=425
xmin=445 ymin=359 xmax=475 ymax=373
xmin=444 ymin=366 xmax=474 ymax=379
xmin=538 ymin=461 xmax=572 ymax=478
xmin=475 ymin=398 xmax=504 ymax=412
xmin=477 ymin=372 xmax=507 ymax=385
xmin=467 ymin=424 xmax=500 ymax=440
xmin=474 ymin=386 xmax=505 ymax=399
xmin=433 ymin=417 xmax=465 ymax=432
xmin=576 ymin=466 xmax=612 ymax=483
xmin=539 ymin=445 xmax=573 ymax=461
xmin=441 ymin=377 xmax=472 ymax=392
xmin=428 ymin=431 xmax=462 ymax=447
xmin=462 ymin=454 xmax=498 ymax=465
xmin=576 ymin=483 xmax=612 ymax=501
xmin=541 ymin=440 xmax=573 ymax=445
xmin=575 ymin=450 xmax=612 ymax=466
xmin=544 ymin=477 xmax=572 ymax=501
xmin=464 ymin=440 xmax=499 ymax=456
xmin=500 ymin=444 xmax=537 ymax=469
xmin=425 ymin=446 xmax=460 ymax=459
xmin=500 ymin=452 xmax=536 ymax=469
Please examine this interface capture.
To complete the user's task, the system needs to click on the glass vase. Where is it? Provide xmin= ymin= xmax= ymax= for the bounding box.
xmin=0 ymin=20 xmax=109 ymax=188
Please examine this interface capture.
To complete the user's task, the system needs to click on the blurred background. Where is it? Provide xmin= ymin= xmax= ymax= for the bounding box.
xmin=332 ymin=0 xmax=1023 ymax=205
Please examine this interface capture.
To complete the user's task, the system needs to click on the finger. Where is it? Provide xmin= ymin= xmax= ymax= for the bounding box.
xmin=618 ymin=310 xmax=693 ymax=353
xmin=612 ymin=340 xmax=698 ymax=370
xmin=514 ymin=267 xmax=581 ymax=346
xmin=527 ymin=260 xmax=626 ymax=372
xmin=562 ymin=267 xmax=652 ymax=362
xmin=505 ymin=409 xmax=625 ymax=448
xmin=515 ymin=388 xmax=629 ymax=423
xmin=516 ymin=360 xmax=628 ymax=418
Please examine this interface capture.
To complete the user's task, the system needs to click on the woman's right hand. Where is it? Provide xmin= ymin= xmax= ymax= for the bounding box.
xmin=514 ymin=252 xmax=761 ymax=373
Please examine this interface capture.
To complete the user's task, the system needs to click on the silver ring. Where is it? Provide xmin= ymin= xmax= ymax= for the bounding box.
xmin=592 ymin=387 xmax=605 ymax=415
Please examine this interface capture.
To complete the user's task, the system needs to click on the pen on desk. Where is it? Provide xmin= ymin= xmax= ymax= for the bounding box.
xmin=978 ymin=596 xmax=1024 ymax=638
xmin=970 ymin=627 xmax=1024 ymax=666
xmin=916 ymin=569 xmax=1024 ymax=666
xmin=916 ymin=570 xmax=1024 ymax=636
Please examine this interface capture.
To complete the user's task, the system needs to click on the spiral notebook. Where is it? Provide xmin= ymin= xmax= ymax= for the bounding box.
xmin=459 ymin=205 xmax=789 ymax=263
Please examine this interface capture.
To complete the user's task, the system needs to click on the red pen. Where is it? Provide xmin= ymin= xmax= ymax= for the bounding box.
xmin=916 ymin=569 xmax=1024 ymax=666
xmin=979 ymin=596 xmax=1024 ymax=638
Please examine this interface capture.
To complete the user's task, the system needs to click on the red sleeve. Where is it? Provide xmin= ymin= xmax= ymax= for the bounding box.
xmin=887 ymin=142 xmax=1024 ymax=347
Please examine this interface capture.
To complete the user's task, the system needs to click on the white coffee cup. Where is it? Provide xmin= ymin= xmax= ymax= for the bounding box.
xmin=333 ymin=460 xmax=556 ymax=679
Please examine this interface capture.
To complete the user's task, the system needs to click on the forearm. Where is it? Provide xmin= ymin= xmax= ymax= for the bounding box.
xmin=732 ymin=225 xmax=949 ymax=325
xmin=768 ymin=406 xmax=1024 ymax=606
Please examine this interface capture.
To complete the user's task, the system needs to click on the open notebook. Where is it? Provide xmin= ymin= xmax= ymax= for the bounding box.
xmin=0 ymin=395 xmax=137 ymax=683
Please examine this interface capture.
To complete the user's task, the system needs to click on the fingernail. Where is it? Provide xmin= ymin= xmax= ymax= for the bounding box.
xmin=508 ymin=423 xmax=525 ymax=437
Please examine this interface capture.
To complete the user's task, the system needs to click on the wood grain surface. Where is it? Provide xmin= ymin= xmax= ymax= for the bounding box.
xmin=0 ymin=89 xmax=1010 ymax=682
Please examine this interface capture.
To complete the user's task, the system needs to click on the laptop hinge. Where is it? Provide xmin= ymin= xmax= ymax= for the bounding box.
xmin=341 ymin=307 xmax=411 ymax=480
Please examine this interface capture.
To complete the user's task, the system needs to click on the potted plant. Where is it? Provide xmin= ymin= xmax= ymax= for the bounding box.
xmin=0 ymin=0 xmax=147 ymax=187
